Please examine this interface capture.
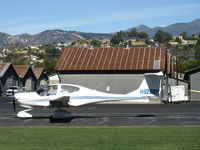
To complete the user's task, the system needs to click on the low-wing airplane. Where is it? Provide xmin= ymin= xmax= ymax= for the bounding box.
xmin=14 ymin=71 xmax=163 ymax=118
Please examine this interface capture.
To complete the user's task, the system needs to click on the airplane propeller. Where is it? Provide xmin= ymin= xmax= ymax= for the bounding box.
xmin=13 ymin=99 xmax=16 ymax=112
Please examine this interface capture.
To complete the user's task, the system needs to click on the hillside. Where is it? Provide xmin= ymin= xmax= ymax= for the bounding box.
xmin=0 ymin=30 xmax=112 ymax=46
xmin=0 ymin=18 xmax=200 ymax=46
xmin=133 ymin=18 xmax=200 ymax=37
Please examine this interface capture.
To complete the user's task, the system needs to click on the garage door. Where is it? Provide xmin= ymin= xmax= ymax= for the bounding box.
xmin=25 ymin=79 xmax=32 ymax=91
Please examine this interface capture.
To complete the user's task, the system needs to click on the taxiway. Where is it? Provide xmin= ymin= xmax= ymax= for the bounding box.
xmin=0 ymin=97 xmax=200 ymax=126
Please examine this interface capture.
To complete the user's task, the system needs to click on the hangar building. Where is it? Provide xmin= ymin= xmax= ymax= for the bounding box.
xmin=14 ymin=65 xmax=37 ymax=91
xmin=0 ymin=63 xmax=48 ymax=96
xmin=0 ymin=63 xmax=18 ymax=96
xmin=184 ymin=67 xmax=200 ymax=102
xmin=55 ymin=47 xmax=171 ymax=103
xmin=32 ymin=68 xmax=49 ymax=89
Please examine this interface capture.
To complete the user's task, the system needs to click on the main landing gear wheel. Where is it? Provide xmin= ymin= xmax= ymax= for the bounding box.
xmin=52 ymin=109 xmax=71 ymax=119
xmin=50 ymin=109 xmax=72 ymax=123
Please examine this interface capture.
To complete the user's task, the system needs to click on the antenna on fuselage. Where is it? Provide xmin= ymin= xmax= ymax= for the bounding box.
xmin=94 ymin=81 xmax=104 ymax=91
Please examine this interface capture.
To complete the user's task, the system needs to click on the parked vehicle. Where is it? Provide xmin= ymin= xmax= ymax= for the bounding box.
xmin=6 ymin=86 xmax=21 ymax=96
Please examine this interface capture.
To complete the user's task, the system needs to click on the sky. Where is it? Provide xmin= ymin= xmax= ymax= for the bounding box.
xmin=0 ymin=0 xmax=200 ymax=35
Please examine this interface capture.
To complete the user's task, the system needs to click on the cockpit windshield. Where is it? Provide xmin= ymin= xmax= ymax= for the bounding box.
xmin=36 ymin=85 xmax=79 ymax=96
xmin=36 ymin=85 xmax=58 ymax=96
xmin=61 ymin=85 xmax=79 ymax=93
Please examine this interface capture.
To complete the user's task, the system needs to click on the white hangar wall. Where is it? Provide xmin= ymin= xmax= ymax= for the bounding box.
xmin=59 ymin=72 xmax=163 ymax=103
xmin=59 ymin=73 xmax=143 ymax=94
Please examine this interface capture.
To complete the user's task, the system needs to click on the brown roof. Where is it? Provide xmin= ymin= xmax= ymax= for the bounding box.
xmin=32 ymin=68 xmax=44 ymax=79
xmin=55 ymin=47 xmax=168 ymax=71
xmin=0 ymin=63 xmax=7 ymax=72
xmin=131 ymin=41 xmax=147 ymax=46
xmin=14 ymin=65 xmax=30 ymax=78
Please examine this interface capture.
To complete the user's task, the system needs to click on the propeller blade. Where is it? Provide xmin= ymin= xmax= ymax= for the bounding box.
xmin=13 ymin=99 xmax=16 ymax=112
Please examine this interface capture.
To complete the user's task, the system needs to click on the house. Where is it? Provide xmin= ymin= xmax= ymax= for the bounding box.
xmin=14 ymin=65 xmax=37 ymax=91
xmin=55 ymin=47 xmax=172 ymax=103
xmin=131 ymin=41 xmax=147 ymax=47
xmin=48 ymin=74 xmax=60 ymax=84
xmin=0 ymin=63 xmax=18 ymax=96
xmin=32 ymin=67 xmax=49 ymax=88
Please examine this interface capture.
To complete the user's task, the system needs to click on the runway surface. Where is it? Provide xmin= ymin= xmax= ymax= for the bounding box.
xmin=0 ymin=97 xmax=200 ymax=126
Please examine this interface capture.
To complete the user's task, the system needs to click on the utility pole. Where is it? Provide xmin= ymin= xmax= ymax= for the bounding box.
xmin=176 ymin=54 xmax=179 ymax=85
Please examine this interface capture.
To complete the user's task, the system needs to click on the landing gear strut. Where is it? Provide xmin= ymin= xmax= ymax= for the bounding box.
xmin=16 ymin=107 xmax=71 ymax=119
xmin=17 ymin=108 xmax=33 ymax=118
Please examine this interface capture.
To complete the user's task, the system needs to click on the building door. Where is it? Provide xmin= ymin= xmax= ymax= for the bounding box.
xmin=40 ymin=80 xmax=47 ymax=86
xmin=25 ymin=79 xmax=32 ymax=91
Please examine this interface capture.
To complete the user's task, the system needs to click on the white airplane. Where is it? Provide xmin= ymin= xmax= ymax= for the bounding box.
xmin=14 ymin=71 xmax=163 ymax=118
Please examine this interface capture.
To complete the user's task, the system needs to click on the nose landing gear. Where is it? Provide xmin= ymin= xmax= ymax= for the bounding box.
xmin=17 ymin=108 xmax=33 ymax=118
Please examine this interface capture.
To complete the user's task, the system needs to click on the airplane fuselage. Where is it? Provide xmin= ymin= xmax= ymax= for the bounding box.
xmin=15 ymin=84 xmax=149 ymax=108
xmin=14 ymin=71 xmax=163 ymax=118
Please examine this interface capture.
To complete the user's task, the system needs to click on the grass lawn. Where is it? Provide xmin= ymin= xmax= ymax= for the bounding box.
xmin=0 ymin=126 xmax=200 ymax=150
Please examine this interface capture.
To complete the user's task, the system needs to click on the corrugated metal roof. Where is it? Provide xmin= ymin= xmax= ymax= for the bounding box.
xmin=14 ymin=65 xmax=30 ymax=78
xmin=0 ymin=63 xmax=7 ymax=72
xmin=0 ymin=63 xmax=11 ymax=77
xmin=55 ymin=47 xmax=168 ymax=71
xmin=32 ymin=68 xmax=44 ymax=79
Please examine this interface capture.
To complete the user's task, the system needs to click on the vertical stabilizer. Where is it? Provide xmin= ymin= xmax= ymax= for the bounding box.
xmin=127 ymin=71 xmax=163 ymax=98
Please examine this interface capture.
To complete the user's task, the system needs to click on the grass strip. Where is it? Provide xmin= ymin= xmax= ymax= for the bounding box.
xmin=0 ymin=126 xmax=200 ymax=150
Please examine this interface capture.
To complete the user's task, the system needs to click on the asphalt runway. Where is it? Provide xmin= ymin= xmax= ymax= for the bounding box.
xmin=0 ymin=97 xmax=200 ymax=126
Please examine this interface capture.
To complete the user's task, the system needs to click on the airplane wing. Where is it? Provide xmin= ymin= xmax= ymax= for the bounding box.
xmin=50 ymin=96 xmax=70 ymax=107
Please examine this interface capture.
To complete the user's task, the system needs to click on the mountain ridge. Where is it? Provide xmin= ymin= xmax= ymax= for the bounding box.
xmin=0 ymin=18 xmax=200 ymax=46
xmin=133 ymin=18 xmax=200 ymax=37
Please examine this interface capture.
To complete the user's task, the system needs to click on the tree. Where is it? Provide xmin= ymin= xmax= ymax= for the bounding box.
xmin=178 ymin=60 xmax=200 ymax=72
xmin=4 ymin=53 xmax=29 ymax=65
xmin=154 ymin=30 xmax=172 ymax=44
xmin=90 ymin=39 xmax=101 ymax=47
xmin=45 ymin=45 xmax=60 ymax=57
xmin=35 ymin=57 xmax=58 ymax=75
xmin=110 ymin=35 xmax=123 ymax=46
xmin=116 ymin=31 xmax=127 ymax=37
xmin=137 ymin=32 xmax=148 ymax=39
xmin=128 ymin=28 xmax=138 ymax=38
xmin=180 ymin=32 xmax=187 ymax=40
